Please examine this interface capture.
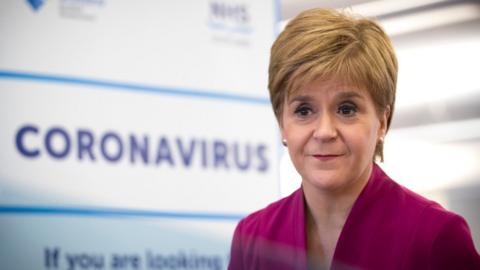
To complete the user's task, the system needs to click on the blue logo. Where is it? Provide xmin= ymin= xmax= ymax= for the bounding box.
xmin=208 ymin=1 xmax=252 ymax=34
xmin=26 ymin=0 xmax=45 ymax=11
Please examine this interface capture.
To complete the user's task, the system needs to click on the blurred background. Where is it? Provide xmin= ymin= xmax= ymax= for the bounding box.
xmin=0 ymin=0 xmax=479 ymax=269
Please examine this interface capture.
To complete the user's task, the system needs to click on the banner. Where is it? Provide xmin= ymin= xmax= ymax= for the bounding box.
xmin=0 ymin=1 xmax=280 ymax=269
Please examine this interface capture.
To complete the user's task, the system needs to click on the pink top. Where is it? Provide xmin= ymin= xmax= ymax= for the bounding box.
xmin=228 ymin=163 xmax=480 ymax=269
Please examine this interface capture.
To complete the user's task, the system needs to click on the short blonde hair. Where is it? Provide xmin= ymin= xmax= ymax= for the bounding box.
xmin=268 ymin=8 xmax=398 ymax=161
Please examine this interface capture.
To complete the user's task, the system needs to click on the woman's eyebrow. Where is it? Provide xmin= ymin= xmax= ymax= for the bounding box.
xmin=336 ymin=91 xmax=365 ymax=100
xmin=288 ymin=95 xmax=314 ymax=104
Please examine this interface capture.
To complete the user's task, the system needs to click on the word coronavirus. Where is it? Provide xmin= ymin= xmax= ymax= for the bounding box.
xmin=15 ymin=124 xmax=269 ymax=173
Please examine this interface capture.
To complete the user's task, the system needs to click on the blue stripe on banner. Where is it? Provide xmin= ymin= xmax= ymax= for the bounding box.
xmin=0 ymin=70 xmax=270 ymax=105
xmin=0 ymin=205 xmax=245 ymax=221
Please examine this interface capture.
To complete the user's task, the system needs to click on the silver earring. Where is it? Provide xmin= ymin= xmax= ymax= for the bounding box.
xmin=282 ymin=139 xmax=287 ymax=146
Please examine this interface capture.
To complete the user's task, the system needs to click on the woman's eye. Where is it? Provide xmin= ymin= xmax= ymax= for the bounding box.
xmin=337 ymin=103 xmax=357 ymax=116
xmin=294 ymin=106 xmax=312 ymax=117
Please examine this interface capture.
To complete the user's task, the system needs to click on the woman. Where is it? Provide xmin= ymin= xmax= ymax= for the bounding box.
xmin=228 ymin=8 xmax=480 ymax=270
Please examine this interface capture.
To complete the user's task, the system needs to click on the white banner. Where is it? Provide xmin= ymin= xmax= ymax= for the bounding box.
xmin=0 ymin=0 xmax=280 ymax=269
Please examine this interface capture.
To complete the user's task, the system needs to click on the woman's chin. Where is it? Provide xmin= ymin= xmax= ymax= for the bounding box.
xmin=302 ymin=173 xmax=348 ymax=193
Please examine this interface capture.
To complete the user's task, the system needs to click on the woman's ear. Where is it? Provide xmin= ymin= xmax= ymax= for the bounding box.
xmin=379 ymin=105 xmax=390 ymax=138
xmin=280 ymin=125 xmax=287 ymax=147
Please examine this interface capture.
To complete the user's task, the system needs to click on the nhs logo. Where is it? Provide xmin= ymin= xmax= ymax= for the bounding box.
xmin=26 ymin=0 xmax=46 ymax=11
xmin=208 ymin=1 xmax=252 ymax=34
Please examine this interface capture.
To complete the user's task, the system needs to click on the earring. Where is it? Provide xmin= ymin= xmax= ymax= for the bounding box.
xmin=282 ymin=139 xmax=287 ymax=147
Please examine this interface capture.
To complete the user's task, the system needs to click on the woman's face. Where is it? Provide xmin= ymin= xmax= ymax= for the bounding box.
xmin=281 ymin=77 xmax=388 ymax=194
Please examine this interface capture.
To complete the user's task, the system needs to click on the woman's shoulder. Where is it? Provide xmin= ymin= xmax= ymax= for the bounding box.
xmin=374 ymin=169 xmax=480 ymax=268
xmin=397 ymin=184 xmax=468 ymax=243
xmin=229 ymin=188 xmax=307 ymax=269
xmin=373 ymin=165 xmax=455 ymax=223
xmin=236 ymin=187 xmax=303 ymax=236
xmin=400 ymin=191 xmax=480 ymax=268
xmin=341 ymin=166 xmax=480 ymax=268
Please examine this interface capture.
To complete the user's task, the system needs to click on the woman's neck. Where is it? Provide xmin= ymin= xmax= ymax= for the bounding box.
xmin=303 ymin=163 xmax=373 ymax=269
xmin=303 ymin=163 xmax=373 ymax=227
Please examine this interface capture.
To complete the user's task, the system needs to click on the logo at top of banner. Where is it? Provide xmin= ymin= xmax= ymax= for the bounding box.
xmin=207 ymin=1 xmax=253 ymax=47
xmin=27 ymin=0 xmax=45 ymax=11
xmin=208 ymin=1 xmax=251 ymax=34
xmin=25 ymin=0 xmax=105 ymax=21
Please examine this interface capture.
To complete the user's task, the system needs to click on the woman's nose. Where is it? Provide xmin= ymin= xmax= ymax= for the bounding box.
xmin=312 ymin=113 xmax=338 ymax=141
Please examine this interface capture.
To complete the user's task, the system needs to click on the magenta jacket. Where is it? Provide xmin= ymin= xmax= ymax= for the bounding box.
xmin=228 ymin=163 xmax=480 ymax=269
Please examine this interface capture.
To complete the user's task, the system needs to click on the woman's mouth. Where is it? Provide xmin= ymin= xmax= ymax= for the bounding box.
xmin=312 ymin=154 xmax=341 ymax=161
